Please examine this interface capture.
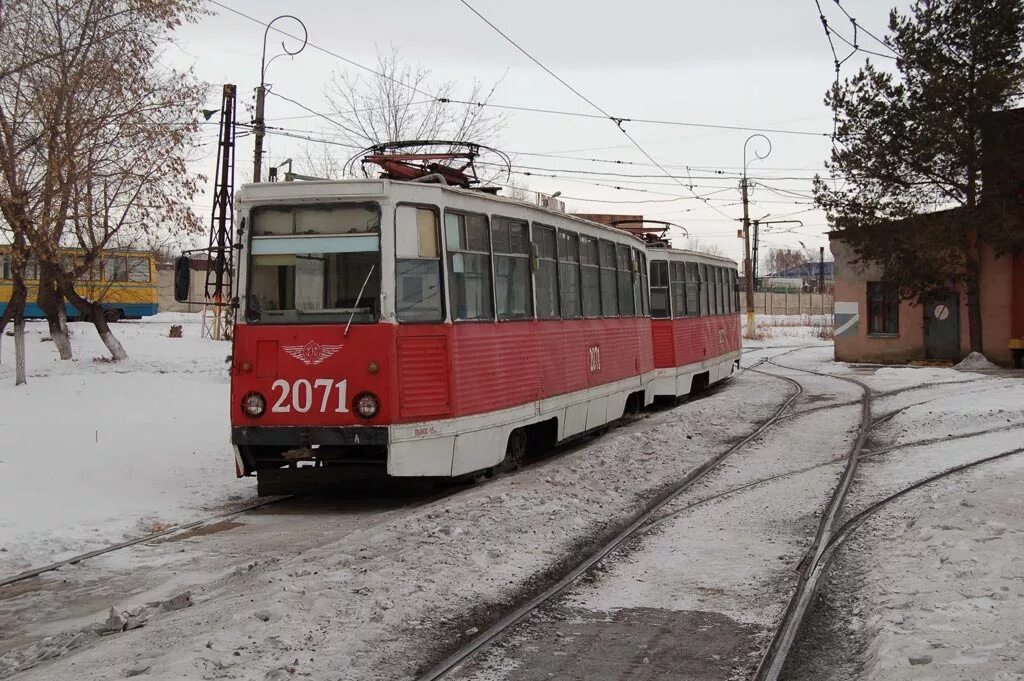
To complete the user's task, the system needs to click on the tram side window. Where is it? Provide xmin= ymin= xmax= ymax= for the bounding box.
xmin=445 ymin=212 xmax=493 ymax=321
xmin=650 ymin=260 xmax=670 ymax=318
xmin=698 ymin=263 xmax=710 ymax=316
xmin=720 ymin=268 xmax=729 ymax=315
xmin=630 ymin=249 xmax=642 ymax=316
xmin=709 ymin=267 xmax=720 ymax=315
xmin=640 ymin=252 xmax=649 ymax=316
xmin=396 ymin=206 xmax=443 ymax=322
xmin=580 ymin=236 xmax=602 ymax=318
xmin=684 ymin=262 xmax=700 ymax=317
xmin=732 ymin=270 xmax=740 ymax=312
xmin=492 ymin=216 xmax=532 ymax=320
xmin=669 ymin=262 xmax=686 ymax=317
xmin=533 ymin=224 xmax=559 ymax=319
xmin=616 ymin=244 xmax=635 ymax=316
xmin=557 ymin=230 xmax=582 ymax=318
xmin=599 ymin=240 xmax=619 ymax=316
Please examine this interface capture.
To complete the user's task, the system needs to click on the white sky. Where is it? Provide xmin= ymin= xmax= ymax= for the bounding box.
xmin=170 ymin=0 xmax=906 ymax=263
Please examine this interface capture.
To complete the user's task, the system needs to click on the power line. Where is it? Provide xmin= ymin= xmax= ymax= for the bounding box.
xmin=458 ymin=0 xmax=738 ymax=222
xmin=831 ymin=0 xmax=899 ymax=58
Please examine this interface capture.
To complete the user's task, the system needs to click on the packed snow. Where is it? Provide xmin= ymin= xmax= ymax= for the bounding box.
xmin=0 ymin=314 xmax=256 ymax=576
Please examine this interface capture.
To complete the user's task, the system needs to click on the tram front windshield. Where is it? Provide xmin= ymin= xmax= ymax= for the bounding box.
xmin=245 ymin=203 xmax=382 ymax=324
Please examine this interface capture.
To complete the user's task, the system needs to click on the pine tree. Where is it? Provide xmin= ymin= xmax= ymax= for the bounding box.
xmin=815 ymin=0 xmax=1024 ymax=354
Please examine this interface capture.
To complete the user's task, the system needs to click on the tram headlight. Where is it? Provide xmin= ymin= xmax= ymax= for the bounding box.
xmin=354 ymin=392 xmax=380 ymax=419
xmin=242 ymin=392 xmax=266 ymax=418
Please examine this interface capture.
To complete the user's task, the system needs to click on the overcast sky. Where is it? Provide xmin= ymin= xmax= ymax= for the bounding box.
xmin=171 ymin=0 xmax=907 ymax=263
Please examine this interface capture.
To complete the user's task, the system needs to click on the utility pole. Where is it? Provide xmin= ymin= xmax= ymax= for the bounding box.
xmin=752 ymin=219 xmax=760 ymax=285
xmin=741 ymin=134 xmax=770 ymax=339
xmin=741 ymin=178 xmax=755 ymax=338
xmin=252 ymin=85 xmax=266 ymax=182
xmin=819 ymin=246 xmax=825 ymax=293
xmin=254 ymin=15 xmax=307 ymax=183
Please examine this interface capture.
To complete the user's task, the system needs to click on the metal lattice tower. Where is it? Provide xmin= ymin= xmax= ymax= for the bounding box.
xmin=202 ymin=84 xmax=237 ymax=341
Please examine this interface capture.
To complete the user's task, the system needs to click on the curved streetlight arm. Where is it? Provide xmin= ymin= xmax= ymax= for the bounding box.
xmin=261 ymin=15 xmax=308 ymax=85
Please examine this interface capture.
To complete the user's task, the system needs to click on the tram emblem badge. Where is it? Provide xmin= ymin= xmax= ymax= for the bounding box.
xmin=283 ymin=341 xmax=343 ymax=367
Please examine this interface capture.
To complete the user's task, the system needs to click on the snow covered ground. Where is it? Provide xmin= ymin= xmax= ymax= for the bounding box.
xmin=0 ymin=314 xmax=256 ymax=576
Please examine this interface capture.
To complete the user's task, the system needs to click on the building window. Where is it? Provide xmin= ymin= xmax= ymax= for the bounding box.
xmin=492 ymin=216 xmax=532 ymax=320
xmin=533 ymin=224 xmax=559 ymax=319
xmin=580 ymin=235 xmax=602 ymax=318
xmin=650 ymin=260 xmax=670 ymax=318
xmin=867 ymin=282 xmax=899 ymax=335
xmin=396 ymin=205 xmax=443 ymax=322
xmin=557 ymin=230 xmax=582 ymax=318
xmin=445 ymin=211 xmax=493 ymax=321
xmin=599 ymin=240 xmax=619 ymax=316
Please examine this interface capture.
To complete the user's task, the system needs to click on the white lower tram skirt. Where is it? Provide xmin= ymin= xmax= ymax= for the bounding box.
xmin=387 ymin=350 xmax=741 ymax=477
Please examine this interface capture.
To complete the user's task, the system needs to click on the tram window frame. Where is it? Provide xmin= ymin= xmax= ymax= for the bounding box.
xmin=395 ymin=203 xmax=445 ymax=323
xmin=670 ymin=262 xmax=686 ymax=317
xmin=598 ymin=239 xmax=619 ymax=317
xmin=640 ymin=251 xmax=649 ymax=317
xmin=631 ymin=248 xmax=643 ymax=317
xmin=650 ymin=260 xmax=671 ymax=319
xmin=533 ymin=223 xmax=560 ymax=320
xmin=445 ymin=210 xmax=494 ymax=322
xmin=709 ymin=266 xmax=720 ymax=315
xmin=698 ymin=263 xmax=710 ymax=316
xmin=580 ymin=235 xmax=602 ymax=318
xmin=723 ymin=268 xmax=732 ymax=314
xmin=557 ymin=230 xmax=582 ymax=319
xmin=615 ymin=243 xmax=635 ymax=317
xmin=732 ymin=270 xmax=740 ymax=312
xmin=717 ymin=267 xmax=727 ymax=314
xmin=251 ymin=203 xmax=381 ymax=236
xmin=684 ymin=262 xmax=700 ymax=317
xmin=491 ymin=215 xmax=533 ymax=321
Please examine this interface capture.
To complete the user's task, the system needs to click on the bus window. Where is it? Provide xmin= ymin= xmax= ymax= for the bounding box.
xmin=698 ymin=264 xmax=710 ymax=316
xmin=396 ymin=205 xmax=443 ymax=322
xmin=128 ymin=256 xmax=150 ymax=282
xmin=0 ymin=253 xmax=9 ymax=280
xmin=580 ymin=236 xmax=601 ymax=318
xmin=103 ymin=256 xmax=128 ymax=282
xmin=557 ymin=230 xmax=581 ymax=319
xmin=685 ymin=262 xmax=700 ymax=317
xmin=492 ymin=216 xmax=531 ymax=321
xmin=533 ymin=224 xmax=559 ymax=319
xmin=598 ymin=240 xmax=618 ymax=317
xmin=446 ymin=211 xmax=493 ymax=321
xmin=615 ymin=244 xmax=634 ymax=316
xmin=650 ymin=260 xmax=670 ymax=318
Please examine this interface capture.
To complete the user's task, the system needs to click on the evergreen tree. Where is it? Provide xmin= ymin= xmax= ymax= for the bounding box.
xmin=815 ymin=0 xmax=1024 ymax=353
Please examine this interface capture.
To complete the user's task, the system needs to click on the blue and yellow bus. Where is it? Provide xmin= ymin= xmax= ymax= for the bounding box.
xmin=0 ymin=246 xmax=159 ymax=321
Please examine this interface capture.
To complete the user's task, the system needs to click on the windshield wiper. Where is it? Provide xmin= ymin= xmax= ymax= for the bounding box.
xmin=344 ymin=265 xmax=376 ymax=337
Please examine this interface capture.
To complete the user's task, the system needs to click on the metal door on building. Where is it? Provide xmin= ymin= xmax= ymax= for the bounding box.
xmin=924 ymin=293 xmax=960 ymax=360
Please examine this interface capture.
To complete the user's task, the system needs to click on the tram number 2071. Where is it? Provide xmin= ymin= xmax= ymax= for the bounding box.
xmin=270 ymin=378 xmax=348 ymax=413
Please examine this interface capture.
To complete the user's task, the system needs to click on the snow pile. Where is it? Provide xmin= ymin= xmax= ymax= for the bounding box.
xmin=953 ymin=351 xmax=1000 ymax=371
xmin=0 ymin=314 xmax=256 ymax=575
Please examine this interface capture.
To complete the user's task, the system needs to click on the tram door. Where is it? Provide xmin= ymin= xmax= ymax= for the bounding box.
xmin=924 ymin=293 xmax=960 ymax=360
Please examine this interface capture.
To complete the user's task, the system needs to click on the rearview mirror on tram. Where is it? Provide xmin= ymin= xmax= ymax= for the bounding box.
xmin=174 ymin=255 xmax=191 ymax=302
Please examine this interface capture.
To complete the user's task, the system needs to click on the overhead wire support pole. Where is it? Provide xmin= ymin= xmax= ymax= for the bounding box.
xmin=742 ymin=134 xmax=771 ymax=339
xmin=253 ymin=15 xmax=307 ymax=183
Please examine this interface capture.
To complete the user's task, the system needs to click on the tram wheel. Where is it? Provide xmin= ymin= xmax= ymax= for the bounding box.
xmin=503 ymin=427 xmax=528 ymax=471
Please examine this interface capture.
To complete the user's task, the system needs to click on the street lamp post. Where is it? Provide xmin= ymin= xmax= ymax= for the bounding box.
xmin=253 ymin=15 xmax=307 ymax=183
xmin=742 ymin=134 xmax=771 ymax=339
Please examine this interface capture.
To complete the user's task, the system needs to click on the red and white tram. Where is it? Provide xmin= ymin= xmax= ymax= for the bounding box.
xmin=224 ymin=177 xmax=740 ymax=493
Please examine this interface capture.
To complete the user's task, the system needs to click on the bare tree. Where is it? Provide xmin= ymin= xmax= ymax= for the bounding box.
xmin=684 ymin=237 xmax=726 ymax=257
xmin=762 ymin=247 xmax=809 ymax=276
xmin=0 ymin=0 xmax=207 ymax=369
xmin=295 ymin=47 xmax=506 ymax=178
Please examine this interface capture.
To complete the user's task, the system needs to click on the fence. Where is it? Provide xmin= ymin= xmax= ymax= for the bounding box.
xmin=740 ymin=292 xmax=834 ymax=316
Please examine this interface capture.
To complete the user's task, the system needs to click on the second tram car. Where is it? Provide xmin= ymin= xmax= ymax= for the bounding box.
xmin=221 ymin=177 xmax=740 ymax=492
